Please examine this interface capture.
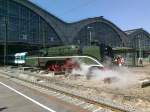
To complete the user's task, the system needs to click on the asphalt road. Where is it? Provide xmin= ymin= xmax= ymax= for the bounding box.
xmin=0 ymin=76 xmax=89 ymax=112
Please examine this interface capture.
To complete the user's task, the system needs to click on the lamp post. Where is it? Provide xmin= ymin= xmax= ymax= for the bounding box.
xmin=4 ymin=16 xmax=8 ymax=66
xmin=138 ymin=38 xmax=142 ymax=58
xmin=43 ymin=29 xmax=46 ymax=49
xmin=131 ymin=38 xmax=137 ymax=66
xmin=87 ymin=26 xmax=93 ymax=46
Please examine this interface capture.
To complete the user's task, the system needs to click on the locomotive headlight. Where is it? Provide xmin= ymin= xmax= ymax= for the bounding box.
xmin=71 ymin=45 xmax=75 ymax=49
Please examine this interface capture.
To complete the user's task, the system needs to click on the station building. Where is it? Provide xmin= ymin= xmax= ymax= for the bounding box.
xmin=0 ymin=0 xmax=150 ymax=58
xmin=125 ymin=28 xmax=150 ymax=57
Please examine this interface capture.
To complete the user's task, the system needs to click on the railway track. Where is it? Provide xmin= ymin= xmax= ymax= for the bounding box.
xmin=0 ymin=67 xmax=140 ymax=112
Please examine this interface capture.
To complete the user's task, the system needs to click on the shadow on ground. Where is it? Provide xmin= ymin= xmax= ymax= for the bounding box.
xmin=0 ymin=107 xmax=8 ymax=111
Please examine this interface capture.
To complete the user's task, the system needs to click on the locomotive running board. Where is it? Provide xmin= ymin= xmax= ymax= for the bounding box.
xmin=27 ymin=55 xmax=103 ymax=67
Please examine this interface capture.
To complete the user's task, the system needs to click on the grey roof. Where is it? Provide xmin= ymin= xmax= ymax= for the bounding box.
xmin=14 ymin=0 xmax=129 ymax=46
xmin=125 ymin=28 xmax=143 ymax=35
xmin=125 ymin=28 xmax=150 ymax=40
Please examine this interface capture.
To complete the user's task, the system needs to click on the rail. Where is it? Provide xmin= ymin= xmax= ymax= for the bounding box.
xmin=0 ymin=68 xmax=139 ymax=112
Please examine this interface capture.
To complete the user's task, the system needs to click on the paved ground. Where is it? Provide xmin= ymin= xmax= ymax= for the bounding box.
xmin=0 ymin=64 xmax=149 ymax=112
xmin=129 ymin=63 xmax=150 ymax=74
xmin=0 ymin=76 xmax=89 ymax=112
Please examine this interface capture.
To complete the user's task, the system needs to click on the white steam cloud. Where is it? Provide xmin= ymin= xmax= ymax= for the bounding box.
xmin=71 ymin=59 xmax=139 ymax=89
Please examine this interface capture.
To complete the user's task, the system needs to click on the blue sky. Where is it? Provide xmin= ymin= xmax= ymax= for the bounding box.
xmin=31 ymin=0 xmax=150 ymax=32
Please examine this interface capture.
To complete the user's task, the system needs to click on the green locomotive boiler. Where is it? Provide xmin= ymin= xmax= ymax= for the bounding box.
xmin=15 ymin=44 xmax=113 ymax=72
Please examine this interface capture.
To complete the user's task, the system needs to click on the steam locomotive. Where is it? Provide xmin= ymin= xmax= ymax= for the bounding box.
xmin=14 ymin=44 xmax=114 ymax=73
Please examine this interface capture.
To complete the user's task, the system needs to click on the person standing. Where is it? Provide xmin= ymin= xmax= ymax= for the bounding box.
xmin=114 ymin=55 xmax=124 ymax=67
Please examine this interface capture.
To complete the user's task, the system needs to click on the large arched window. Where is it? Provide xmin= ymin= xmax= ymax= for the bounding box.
xmin=131 ymin=32 xmax=150 ymax=50
xmin=73 ymin=22 xmax=123 ymax=47
xmin=0 ymin=0 xmax=62 ymax=46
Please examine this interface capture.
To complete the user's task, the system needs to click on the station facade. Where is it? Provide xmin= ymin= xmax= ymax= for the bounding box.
xmin=125 ymin=28 xmax=150 ymax=57
xmin=0 ymin=0 xmax=150 ymax=56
